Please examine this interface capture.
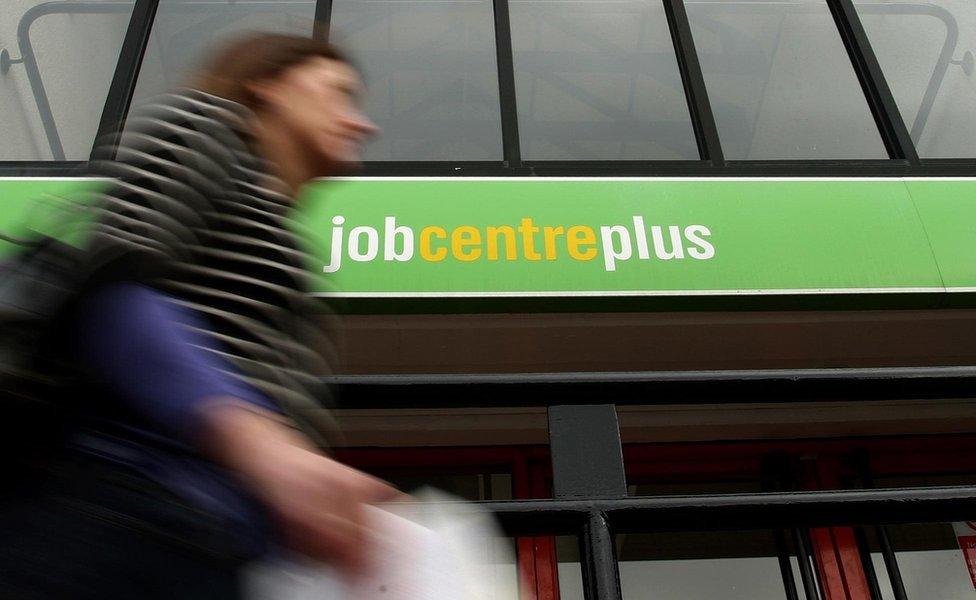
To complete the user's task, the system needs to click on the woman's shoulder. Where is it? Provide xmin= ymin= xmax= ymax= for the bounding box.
xmin=122 ymin=90 xmax=252 ymax=156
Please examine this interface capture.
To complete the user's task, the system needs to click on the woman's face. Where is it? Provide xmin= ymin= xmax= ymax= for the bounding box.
xmin=256 ymin=57 xmax=378 ymax=176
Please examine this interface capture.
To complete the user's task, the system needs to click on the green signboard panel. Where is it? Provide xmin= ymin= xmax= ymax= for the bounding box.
xmin=0 ymin=178 xmax=103 ymax=254
xmin=904 ymin=179 xmax=976 ymax=291
xmin=2 ymin=177 xmax=974 ymax=300
xmin=299 ymin=178 xmax=948 ymax=297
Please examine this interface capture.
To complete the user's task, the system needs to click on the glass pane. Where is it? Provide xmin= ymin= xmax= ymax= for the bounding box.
xmin=686 ymin=0 xmax=887 ymax=159
xmin=855 ymin=0 xmax=976 ymax=158
xmin=330 ymin=0 xmax=503 ymax=161
xmin=481 ymin=537 xmax=520 ymax=600
xmin=555 ymin=536 xmax=587 ymax=600
xmin=509 ymin=0 xmax=699 ymax=160
xmin=619 ymin=531 xmax=806 ymax=600
xmin=865 ymin=523 xmax=976 ymax=600
xmin=130 ymin=0 xmax=316 ymax=104
xmin=1 ymin=2 xmax=132 ymax=160
xmin=556 ymin=530 xmax=807 ymax=600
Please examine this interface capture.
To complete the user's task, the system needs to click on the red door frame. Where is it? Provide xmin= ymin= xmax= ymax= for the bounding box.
xmin=802 ymin=456 xmax=873 ymax=600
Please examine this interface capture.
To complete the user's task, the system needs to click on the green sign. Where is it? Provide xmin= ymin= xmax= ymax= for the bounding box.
xmin=0 ymin=178 xmax=103 ymax=253
xmin=297 ymin=177 xmax=973 ymax=297
xmin=3 ymin=177 xmax=975 ymax=299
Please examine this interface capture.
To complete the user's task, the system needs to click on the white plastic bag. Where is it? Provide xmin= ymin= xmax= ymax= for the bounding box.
xmin=245 ymin=488 xmax=515 ymax=600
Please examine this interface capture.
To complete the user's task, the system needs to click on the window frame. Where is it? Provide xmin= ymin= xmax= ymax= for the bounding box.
xmin=2 ymin=0 xmax=974 ymax=176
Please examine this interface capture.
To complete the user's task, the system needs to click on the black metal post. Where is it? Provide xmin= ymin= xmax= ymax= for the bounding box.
xmin=792 ymin=528 xmax=822 ymax=600
xmin=580 ymin=512 xmax=624 ymax=600
xmin=764 ymin=451 xmax=803 ymax=600
xmin=491 ymin=0 xmax=522 ymax=168
xmin=874 ymin=525 xmax=909 ymax=600
xmin=91 ymin=0 xmax=160 ymax=161
xmin=549 ymin=405 xmax=627 ymax=499
xmin=852 ymin=450 xmax=910 ymax=600
xmin=774 ymin=529 xmax=801 ymax=600
xmin=313 ymin=0 xmax=333 ymax=41
xmin=825 ymin=0 xmax=920 ymax=164
xmin=853 ymin=526 xmax=884 ymax=600
xmin=550 ymin=405 xmax=626 ymax=599
xmin=659 ymin=0 xmax=724 ymax=165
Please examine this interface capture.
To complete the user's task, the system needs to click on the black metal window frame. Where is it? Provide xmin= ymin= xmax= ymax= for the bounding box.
xmin=473 ymin=485 xmax=976 ymax=600
xmin=1 ymin=0 xmax=973 ymax=177
xmin=378 ymin=405 xmax=976 ymax=600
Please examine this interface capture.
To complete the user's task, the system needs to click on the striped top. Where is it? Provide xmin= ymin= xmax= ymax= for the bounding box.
xmin=84 ymin=89 xmax=337 ymax=446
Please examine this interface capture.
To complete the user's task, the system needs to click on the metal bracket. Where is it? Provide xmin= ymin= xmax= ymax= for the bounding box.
xmin=957 ymin=51 xmax=975 ymax=76
xmin=0 ymin=49 xmax=24 ymax=75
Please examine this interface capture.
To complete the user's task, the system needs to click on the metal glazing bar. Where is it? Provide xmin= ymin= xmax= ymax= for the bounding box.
xmin=853 ymin=526 xmax=884 ymax=600
xmin=491 ymin=0 xmax=522 ymax=167
xmin=314 ymin=0 xmax=333 ymax=41
xmin=0 ymin=161 xmax=87 ymax=177
xmin=549 ymin=405 xmax=627 ymax=500
xmin=327 ymin=365 xmax=976 ymax=387
xmin=605 ymin=484 xmax=976 ymax=531
xmin=381 ymin=485 xmax=976 ymax=536
xmin=824 ymin=0 xmax=920 ymax=163
xmin=857 ymin=3 xmax=959 ymax=146
xmin=353 ymin=157 xmax=976 ymax=177
xmin=580 ymin=512 xmax=623 ymax=600
xmin=659 ymin=0 xmax=724 ymax=164
xmin=792 ymin=528 xmax=822 ymax=600
xmin=874 ymin=525 xmax=908 ymax=600
xmin=774 ymin=529 xmax=801 ymax=600
xmin=91 ymin=0 xmax=160 ymax=161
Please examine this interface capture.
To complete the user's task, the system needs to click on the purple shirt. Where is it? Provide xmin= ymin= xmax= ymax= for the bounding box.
xmin=73 ymin=283 xmax=278 ymax=552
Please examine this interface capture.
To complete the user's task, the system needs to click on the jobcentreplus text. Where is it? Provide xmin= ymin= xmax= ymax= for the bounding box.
xmin=323 ymin=216 xmax=715 ymax=273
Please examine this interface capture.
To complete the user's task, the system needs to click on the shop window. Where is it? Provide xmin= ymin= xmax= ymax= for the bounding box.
xmin=852 ymin=473 xmax=976 ymax=600
xmin=129 ymin=0 xmax=316 ymax=106
xmin=862 ymin=522 xmax=976 ymax=600
xmin=685 ymin=0 xmax=887 ymax=159
xmin=555 ymin=530 xmax=810 ymax=600
xmin=1 ymin=2 xmax=133 ymax=160
xmin=855 ymin=0 xmax=976 ymax=158
xmin=509 ymin=0 xmax=698 ymax=160
xmin=329 ymin=0 xmax=504 ymax=161
xmin=607 ymin=446 xmax=808 ymax=600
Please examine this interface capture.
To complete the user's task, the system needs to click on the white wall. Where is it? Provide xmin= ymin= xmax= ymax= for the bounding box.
xmin=0 ymin=1 xmax=131 ymax=160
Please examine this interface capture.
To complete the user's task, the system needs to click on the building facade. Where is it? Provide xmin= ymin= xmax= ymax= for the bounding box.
xmin=2 ymin=1 xmax=976 ymax=599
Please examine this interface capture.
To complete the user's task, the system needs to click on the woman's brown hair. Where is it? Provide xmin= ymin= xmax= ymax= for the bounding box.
xmin=192 ymin=33 xmax=350 ymax=111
